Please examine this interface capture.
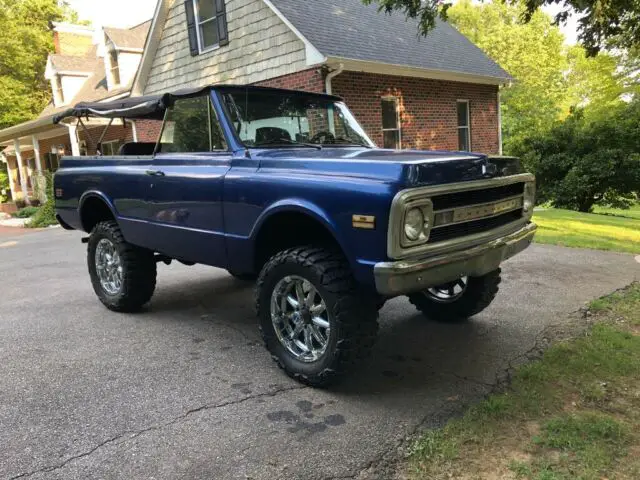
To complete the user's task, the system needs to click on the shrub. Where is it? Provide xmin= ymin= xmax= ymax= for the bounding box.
xmin=11 ymin=206 xmax=39 ymax=218
xmin=27 ymin=172 xmax=57 ymax=228
xmin=516 ymin=101 xmax=640 ymax=212
xmin=0 ymin=167 xmax=9 ymax=203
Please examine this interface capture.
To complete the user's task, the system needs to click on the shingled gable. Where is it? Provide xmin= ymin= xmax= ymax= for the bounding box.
xmin=104 ymin=21 xmax=152 ymax=52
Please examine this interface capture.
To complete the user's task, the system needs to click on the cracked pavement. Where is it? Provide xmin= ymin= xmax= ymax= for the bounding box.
xmin=1 ymin=228 xmax=638 ymax=480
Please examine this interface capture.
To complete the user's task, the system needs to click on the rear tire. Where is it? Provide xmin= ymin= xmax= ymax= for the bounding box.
xmin=255 ymin=246 xmax=378 ymax=387
xmin=407 ymin=269 xmax=501 ymax=322
xmin=88 ymin=220 xmax=157 ymax=312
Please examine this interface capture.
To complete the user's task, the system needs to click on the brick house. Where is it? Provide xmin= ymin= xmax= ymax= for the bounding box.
xmin=131 ymin=0 xmax=511 ymax=154
xmin=0 ymin=21 xmax=157 ymax=206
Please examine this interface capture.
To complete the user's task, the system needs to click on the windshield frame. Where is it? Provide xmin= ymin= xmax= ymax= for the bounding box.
xmin=214 ymin=87 xmax=376 ymax=150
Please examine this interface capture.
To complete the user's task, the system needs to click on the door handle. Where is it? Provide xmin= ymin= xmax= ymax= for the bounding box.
xmin=146 ymin=170 xmax=165 ymax=177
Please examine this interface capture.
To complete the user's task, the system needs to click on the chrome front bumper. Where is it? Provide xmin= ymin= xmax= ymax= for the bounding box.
xmin=374 ymin=223 xmax=537 ymax=296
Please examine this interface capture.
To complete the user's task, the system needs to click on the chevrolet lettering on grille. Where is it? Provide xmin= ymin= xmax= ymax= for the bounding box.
xmin=436 ymin=196 xmax=524 ymax=226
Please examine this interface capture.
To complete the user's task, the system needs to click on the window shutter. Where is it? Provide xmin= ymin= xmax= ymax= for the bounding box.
xmin=184 ymin=0 xmax=199 ymax=56
xmin=215 ymin=0 xmax=229 ymax=47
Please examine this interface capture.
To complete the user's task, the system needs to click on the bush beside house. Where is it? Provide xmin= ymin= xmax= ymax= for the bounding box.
xmin=517 ymin=100 xmax=640 ymax=213
xmin=27 ymin=171 xmax=56 ymax=228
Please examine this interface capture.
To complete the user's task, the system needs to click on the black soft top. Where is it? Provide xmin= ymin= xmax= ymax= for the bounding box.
xmin=53 ymin=85 xmax=343 ymax=124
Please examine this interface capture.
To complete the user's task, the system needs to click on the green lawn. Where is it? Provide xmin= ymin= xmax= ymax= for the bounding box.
xmin=407 ymin=284 xmax=640 ymax=480
xmin=532 ymin=207 xmax=640 ymax=254
xmin=593 ymin=203 xmax=640 ymax=220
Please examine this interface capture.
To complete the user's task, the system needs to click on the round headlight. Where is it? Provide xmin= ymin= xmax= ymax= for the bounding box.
xmin=523 ymin=181 xmax=536 ymax=214
xmin=404 ymin=208 xmax=424 ymax=241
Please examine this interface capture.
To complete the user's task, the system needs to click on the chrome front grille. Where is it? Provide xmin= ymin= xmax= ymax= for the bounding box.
xmin=427 ymin=183 xmax=526 ymax=243
xmin=430 ymin=182 xmax=525 ymax=210
xmin=387 ymin=173 xmax=535 ymax=260
xmin=428 ymin=210 xmax=523 ymax=243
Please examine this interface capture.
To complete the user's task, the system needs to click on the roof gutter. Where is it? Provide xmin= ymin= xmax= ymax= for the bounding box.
xmin=326 ymin=56 xmax=512 ymax=86
xmin=325 ymin=63 xmax=344 ymax=95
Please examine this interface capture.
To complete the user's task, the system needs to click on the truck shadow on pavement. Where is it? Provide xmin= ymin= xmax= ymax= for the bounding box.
xmin=144 ymin=270 xmax=509 ymax=395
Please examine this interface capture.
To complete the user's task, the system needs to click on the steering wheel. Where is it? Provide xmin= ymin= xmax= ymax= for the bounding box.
xmin=309 ymin=131 xmax=335 ymax=144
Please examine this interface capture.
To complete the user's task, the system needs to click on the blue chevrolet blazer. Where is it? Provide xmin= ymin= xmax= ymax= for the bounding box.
xmin=54 ymin=85 xmax=537 ymax=386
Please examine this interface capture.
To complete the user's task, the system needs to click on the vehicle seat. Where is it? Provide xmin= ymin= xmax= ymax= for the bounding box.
xmin=255 ymin=127 xmax=291 ymax=144
xmin=118 ymin=142 xmax=157 ymax=156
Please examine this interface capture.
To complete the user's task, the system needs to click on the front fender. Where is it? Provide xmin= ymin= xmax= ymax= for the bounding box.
xmin=250 ymin=198 xmax=352 ymax=260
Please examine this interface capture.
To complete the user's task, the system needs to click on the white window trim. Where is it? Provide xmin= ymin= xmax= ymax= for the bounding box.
xmin=109 ymin=50 xmax=121 ymax=87
xmin=193 ymin=0 xmax=221 ymax=54
xmin=381 ymin=96 xmax=402 ymax=149
xmin=53 ymin=75 xmax=65 ymax=106
xmin=457 ymin=99 xmax=471 ymax=151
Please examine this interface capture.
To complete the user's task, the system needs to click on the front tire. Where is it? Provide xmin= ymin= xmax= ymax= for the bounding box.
xmin=256 ymin=246 xmax=378 ymax=387
xmin=88 ymin=221 xmax=157 ymax=312
xmin=407 ymin=269 xmax=501 ymax=322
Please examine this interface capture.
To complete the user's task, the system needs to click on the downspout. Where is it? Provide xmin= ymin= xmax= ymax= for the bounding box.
xmin=325 ymin=64 xmax=344 ymax=136
xmin=497 ymin=88 xmax=503 ymax=156
xmin=325 ymin=63 xmax=344 ymax=95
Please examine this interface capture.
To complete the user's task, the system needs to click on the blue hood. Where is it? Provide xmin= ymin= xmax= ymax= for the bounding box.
xmin=251 ymin=147 xmax=524 ymax=188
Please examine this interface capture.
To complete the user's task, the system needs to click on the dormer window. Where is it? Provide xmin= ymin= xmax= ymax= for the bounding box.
xmin=109 ymin=50 xmax=121 ymax=86
xmin=185 ymin=0 xmax=229 ymax=55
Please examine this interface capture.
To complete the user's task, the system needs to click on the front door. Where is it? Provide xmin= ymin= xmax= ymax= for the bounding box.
xmin=145 ymin=94 xmax=232 ymax=267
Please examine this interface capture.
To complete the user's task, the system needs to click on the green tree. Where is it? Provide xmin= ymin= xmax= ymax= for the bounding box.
xmin=448 ymin=0 xmax=568 ymax=153
xmin=521 ymin=102 xmax=640 ymax=212
xmin=0 ymin=0 xmax=72 ymax=130
xmin=563 ymin=46 xmax=627 ymax=118
xmin=363 ymin=0 xmax=640 ymax=55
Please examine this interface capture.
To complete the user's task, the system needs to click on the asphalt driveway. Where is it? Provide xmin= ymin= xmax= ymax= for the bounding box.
xmin=1 ymin=228 xmax=638 ymax=480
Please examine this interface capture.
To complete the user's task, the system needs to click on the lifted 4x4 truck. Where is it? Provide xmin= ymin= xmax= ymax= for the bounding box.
xmin=54 ymin=85 xmax=536 ymax=387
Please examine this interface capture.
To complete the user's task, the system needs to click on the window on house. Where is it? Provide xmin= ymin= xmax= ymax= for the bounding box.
xmin=190 ymin=0 xmax=228 ymax=53
xmin=100 ymin=140 xmax=122 ymax=156
xmin=54 ymin=75 xmax=64 ymax=105
xmin=457 ymin=100 xmax=471 ymax=151
xmin=158 ymin=95 xmax=227 ymax=153
xmin=109 ymin=50 xmax=121 ymax=86
xmin=381 ymin=97 xmax=401 ymax=149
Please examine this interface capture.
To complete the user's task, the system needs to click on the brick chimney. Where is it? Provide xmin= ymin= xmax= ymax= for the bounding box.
xmin=51 ymin=23 xmax=94 ymax=56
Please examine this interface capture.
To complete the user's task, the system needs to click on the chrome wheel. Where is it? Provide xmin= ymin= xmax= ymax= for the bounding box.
xmin=423 ymin=276 xmax=468 ymax=303
xmin=95 ymin=238 xmax=123 ymax=295
xmin=270 ymin=275 xmax=331 ymax=363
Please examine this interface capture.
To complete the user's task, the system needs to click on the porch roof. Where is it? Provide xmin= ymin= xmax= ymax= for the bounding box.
xmin=0 ymin=116 xmax=57 ymax=145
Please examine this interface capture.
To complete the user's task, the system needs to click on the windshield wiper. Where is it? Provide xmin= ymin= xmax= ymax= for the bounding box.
xmin=254 ymin=138 xmax=322 ymax=150
xmin=332 ymin=137 xmax=373 ymax=148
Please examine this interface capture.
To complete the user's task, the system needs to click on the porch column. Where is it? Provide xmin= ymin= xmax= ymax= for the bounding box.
xmin=31 ymin=136 xmax=43 ymax=172
xmin=2 ymin=155 xmax=16 ymax=201
xmin=13 ymin=139 xmax=29 ymax=204
xmin=67 ymin=124 xmax=80 ymax=156
xmin=31 ymin=135 xmax=46 ymax=203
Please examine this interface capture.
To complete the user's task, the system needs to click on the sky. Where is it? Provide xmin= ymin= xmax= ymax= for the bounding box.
xmin=65 ymin=0 xmax=158 ymax=29
xmin=542 ymin=4 xmax=580 ymax=45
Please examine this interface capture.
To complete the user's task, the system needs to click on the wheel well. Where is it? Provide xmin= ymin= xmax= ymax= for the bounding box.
xmin=254 ymin=211 xmax=344 ymax=272
xmin=80 ymin=196 xmax=115 ymax=233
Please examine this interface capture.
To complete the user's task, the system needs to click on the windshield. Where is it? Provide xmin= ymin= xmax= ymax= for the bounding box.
xmin=220 ymin=89 xmax=375 ymax=148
